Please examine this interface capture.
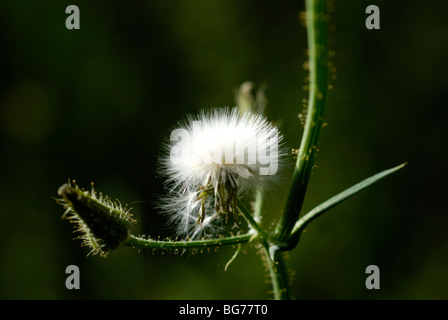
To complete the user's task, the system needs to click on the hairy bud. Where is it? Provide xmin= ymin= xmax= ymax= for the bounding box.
xmin=56 ymin=181 xmax=136 ymax=257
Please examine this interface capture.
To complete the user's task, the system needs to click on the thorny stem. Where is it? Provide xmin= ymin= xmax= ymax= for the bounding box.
xmin=274 ymin=0 xmax=329 ymax=249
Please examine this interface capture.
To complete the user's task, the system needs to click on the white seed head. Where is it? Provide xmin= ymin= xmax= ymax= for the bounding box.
xmin=158 ymin=107 xmax=287 ymax=238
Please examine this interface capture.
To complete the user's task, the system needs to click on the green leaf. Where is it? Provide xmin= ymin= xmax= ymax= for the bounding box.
xmin=285 ymin=162 xmax=407 ymax=248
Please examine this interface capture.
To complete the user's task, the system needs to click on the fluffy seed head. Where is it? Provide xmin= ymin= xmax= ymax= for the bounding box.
xmin=159 ymin=107 xmax=287 ymax=238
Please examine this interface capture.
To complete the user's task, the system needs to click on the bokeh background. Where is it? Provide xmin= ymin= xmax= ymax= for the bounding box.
xmin=0 ymin=0 xmax=447 ymax=299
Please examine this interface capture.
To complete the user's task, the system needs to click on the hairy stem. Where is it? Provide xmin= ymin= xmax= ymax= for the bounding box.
xmin=262 ymin=246 xmax=290 ymax=300
xmin=239 ymin=202 xmax=290 ymax=300
xmin=124 ymin=233 xmax=252 ymax=250
xmin=275 ymin=0 xmax=329 ymax=247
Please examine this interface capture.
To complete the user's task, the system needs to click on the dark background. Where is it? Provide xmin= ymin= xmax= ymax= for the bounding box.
xmin=0 ymin=0 xmax=447 ymax=299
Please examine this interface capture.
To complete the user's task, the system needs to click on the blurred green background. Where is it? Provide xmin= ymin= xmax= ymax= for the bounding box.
xmin=0 ymin=0 xmax=447 ymax=299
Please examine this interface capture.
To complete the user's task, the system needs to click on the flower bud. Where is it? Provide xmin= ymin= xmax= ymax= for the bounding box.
xmin=56 ymin=181 xmax=136 ymax=257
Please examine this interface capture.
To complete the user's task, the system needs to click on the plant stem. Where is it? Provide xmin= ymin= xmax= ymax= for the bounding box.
xmin=253 ymin=189 xmax=264 ymax=222
xmin=238 ymin=203 xmax=268 ymax=240
xmin=274 ymin=0 xmax=329 ymax=247
xmin=262 ymin=246 xmax=290 ymax=300
xmin=123 ymin=233 xmax=252 ymax=250
xmin=239 ymin=202 xmax=290 ymax=299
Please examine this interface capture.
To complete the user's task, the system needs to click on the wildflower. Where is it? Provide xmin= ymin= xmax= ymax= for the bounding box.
xmin=159 ymin=107 xmax=286 ymax=238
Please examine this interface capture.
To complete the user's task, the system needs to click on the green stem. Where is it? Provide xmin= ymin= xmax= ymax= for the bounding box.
xmin=275 ymin=0 xmax=329 ymax=246
xmin=262 ymin=246 xmax=290 ymax=300
xmin=239 ymin=203 xmax=290 ymax=299
xmin=123 ymin=233 xmax=252 ymax=250
xmin=253 ymin=189 xmax=264 ymax=222
xmin=238 ymin=203 xmax=268 ymax=241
